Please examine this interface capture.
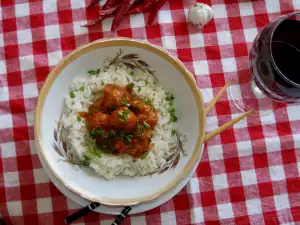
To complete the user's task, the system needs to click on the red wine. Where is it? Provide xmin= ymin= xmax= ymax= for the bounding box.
xmin=250 ymin=18 xmax=300 ymax=102
xmin=272 ymin=41 xmax=300 ymax=85
xmin=272 ymin=20 xmax=300 ymax=86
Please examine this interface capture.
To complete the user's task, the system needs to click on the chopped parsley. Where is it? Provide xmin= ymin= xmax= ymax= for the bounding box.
xmin=118 ymin=109 xmax=130 ymax=123
xmin=143 ymin=99 xmax=154 ymax=109
xmin=90 ymin=128 xmax=105 ymax=137
xmin=137 ymin=86 xmax=142 ymax=92
xmin=166 ymin=94 xmax=174 ymax=101
xmin=122 ymin=98 xmax=131 ymax=107
xmin=79 ymin=86 xmax=84 ymax=92
xmin=141 ymin=152 xmax=148 ymax=159
xmin=77 ymin=116 xmax=81 ymax=122
xmin=101 ymin=80 xmax=105 ymax=85
xmin=124 ymin=134 xmax=133 ymax=142
xmin=167 ymin=94 xmax=177 ymax=122
xmin=170 ymin=114 xmax=177 ymax=122
xmin=129 ymin=71 xmax=134 ymax=76
xmin=69 ymin=91 xmax=75 ymax=98
xmin=126 ymin=83 xmax=134 ymax=90
xmin=143 ymin=121 xmax=151 ymax=129
xmin=171 ymin=129 xmax=177 ymax=136
xmin=88 ymin=68 xmax=100 ymax=75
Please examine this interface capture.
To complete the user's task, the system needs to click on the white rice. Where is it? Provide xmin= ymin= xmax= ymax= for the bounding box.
xmin=62 ymin=65 xmax=177 ymax=180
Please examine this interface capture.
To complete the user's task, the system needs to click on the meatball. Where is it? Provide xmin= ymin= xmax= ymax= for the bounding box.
xmin=133 ymin=127 xmax=152 ymax=139
xmin=102 ymin=84 xmax=130 ymax=111
xmin=86 ymin=112 xmax=111 ymax=131
xmin=126 ymin=138 xmax=150 ymax=157
xmin=113 ymin=138 xmax=127 ymax=153
xmin=132 ymin=99 xmax=158 ymax=128
xmin=110 ymin=106 xmax=137 ymax=133
xmin=88 ymin=98 xmax=103 ymax=114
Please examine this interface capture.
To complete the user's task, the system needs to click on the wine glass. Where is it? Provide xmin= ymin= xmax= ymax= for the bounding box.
xmin=229 ymin=12 xmax=300 ymax=114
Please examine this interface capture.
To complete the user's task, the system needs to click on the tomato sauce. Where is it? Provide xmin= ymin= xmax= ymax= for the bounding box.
xmin=79 ymin=84 xmax=158 ymax=158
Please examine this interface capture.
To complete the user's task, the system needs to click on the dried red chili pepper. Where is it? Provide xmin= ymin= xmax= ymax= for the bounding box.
xmin=148 ymin=0 xmax=168 ymax=25
xmin=100 ymin=6 xmax=117 ymax=16
xmin=103 ymin=0 xmax=121 ymax=10
xmin=127 ymin=0 xmax=155 ymax=14
xmin=82 ymin=7 xmax=117 ymax=27
xmin=127 ymin=1 xmax=144 ymax=14
xmin=87 ymin=0 xmax=100 ymax=8
xmin=144 ymin=0 xmax=156 ymax=12
xmin=111 ymin=0 xmax=136 ymax=31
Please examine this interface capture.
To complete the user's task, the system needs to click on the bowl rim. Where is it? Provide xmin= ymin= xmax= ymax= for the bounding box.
xmin=35 ymin=38 xmax=205 ymax=206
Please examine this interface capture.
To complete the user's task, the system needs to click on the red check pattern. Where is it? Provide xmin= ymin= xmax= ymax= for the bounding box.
xmin=1 ymin=0 xmax=300 ymax=224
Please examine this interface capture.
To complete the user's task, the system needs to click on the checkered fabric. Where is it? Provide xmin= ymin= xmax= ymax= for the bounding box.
xmin=1 ymin=0 xmax=300 ymax=224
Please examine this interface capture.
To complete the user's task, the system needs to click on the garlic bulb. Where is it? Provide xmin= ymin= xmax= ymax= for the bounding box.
xmin=188 ymin=3 xmax=214 ymax=29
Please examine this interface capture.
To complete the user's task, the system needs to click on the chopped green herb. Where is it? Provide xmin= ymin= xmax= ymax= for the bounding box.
xmin=88 ymin=68 xmax=100 ymax=75
xmin=124 ymin=134 xmax=133 ymax=142
xmin=141 ymin=152 xmax=148 ymax=159
xmin=122 ymin=98 xmax=131 ymax=107
xmin=101 ymin=80 xmax=105 ymax=85
xmin=127 ymin=83 xmax=134 ymax=90
xmin=91 ymin=128 xmax=105 ymax=137
xmin=77 ymin=116 xmax=81 ymax=122
xmin=71 ymin=101 xmax=75 ymax=105
xmin=126 ymin=76 xmax=130 ymax=83
xmin=143 ymin=121 xmax=151 ymax=129
xmin=166 ymin=94 xmax=174 ymax=101
xmin=79 ymin=86 xmax=84 ymax=92
xmin=123 ymin=109 xmax=130 ymax=117
xmin=137 ymin=86 xmax=142 ymax=92
xmin=120 ymin=118 xmax=126 ymax=123
xmin=129 ymin=71 xmax=134 ymax=76
xmin=168 ymin=107 xmax=175 ymax=113
xmin=143 ymin=99 xmax=154 ymax=108
xmin=69 ymin=91 xmax=75 ymax=98
xmin=170 ymin=114 xmax=178 ymax=122
xmin=171 ymin=129 xmax=177 ymax=136
xmin=118 ymin=111 xmax=124 ymax=117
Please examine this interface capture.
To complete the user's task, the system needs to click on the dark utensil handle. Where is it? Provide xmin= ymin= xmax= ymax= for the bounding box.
xmin=111 ymin=206 xmax=132 ymax=225
xmin=0 ymin=216 xmax=6 ymax=225
xmin=65 ymin=202 xmax=100 ymax=224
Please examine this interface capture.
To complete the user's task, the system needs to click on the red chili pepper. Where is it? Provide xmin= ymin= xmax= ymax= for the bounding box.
xmin=87 ymin=0 xmax=100 ymax=8
xmin=127 ymin=0 xmax=155 ymax=14
xmin=82 ymin=7 xmax=117 ymax=27
xmin=127 ymin=1 xmax=144 ymax=14
xmin=148 ymin=0 xmax=168 ymax=25
xmin=144 ymin=0 xmax=156 ymax=12
xmin=103 ymin=0 xmax=121 ymax=10
xmin=111 ymin=0 xmax=136 ymax=31
xmin=100 ymin=6 xmax=117 ymax=16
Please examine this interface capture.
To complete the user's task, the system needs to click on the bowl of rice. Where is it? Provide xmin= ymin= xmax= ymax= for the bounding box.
xmin=35 ymin=38 xmax=249 ymax=206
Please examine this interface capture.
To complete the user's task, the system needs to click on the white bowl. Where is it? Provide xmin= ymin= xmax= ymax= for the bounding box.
xmin=35 ymin=38 xmax=206 ymax=206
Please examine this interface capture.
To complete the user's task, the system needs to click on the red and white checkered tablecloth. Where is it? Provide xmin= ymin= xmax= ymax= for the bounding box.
xmin=1 ymin=0 xmax=300 ymax=224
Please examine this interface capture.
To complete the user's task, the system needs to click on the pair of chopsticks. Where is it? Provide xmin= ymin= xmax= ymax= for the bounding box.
xmin=65 ymin=202 xmax=132 ymax=225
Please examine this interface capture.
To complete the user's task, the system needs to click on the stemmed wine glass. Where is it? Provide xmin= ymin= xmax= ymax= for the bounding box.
xmin=229 ymin=12 xmax=300 ymax=114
